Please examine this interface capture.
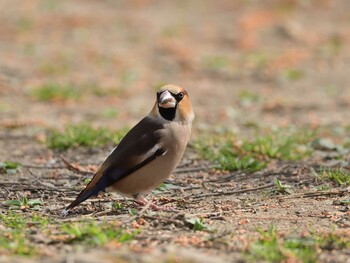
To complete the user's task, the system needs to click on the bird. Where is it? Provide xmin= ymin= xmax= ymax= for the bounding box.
xmin=62 ymin=84 xmax=194 ymax=215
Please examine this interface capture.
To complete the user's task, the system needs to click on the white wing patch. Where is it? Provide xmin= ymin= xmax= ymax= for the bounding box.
xmin=143 ymin=144 xmax=163 ymax=160
xmin=108 ymin=146 xmax=118 ymax=156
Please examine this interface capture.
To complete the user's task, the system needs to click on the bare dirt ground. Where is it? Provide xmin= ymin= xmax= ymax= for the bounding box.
xmin=1 ymin=1 xmax=350 ymax=262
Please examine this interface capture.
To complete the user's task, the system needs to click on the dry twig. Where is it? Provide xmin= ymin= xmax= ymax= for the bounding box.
xmin=60 ymin=155 xmax=94 ymax=175
xmin=278 ymin=189 xmax=349 ymax=200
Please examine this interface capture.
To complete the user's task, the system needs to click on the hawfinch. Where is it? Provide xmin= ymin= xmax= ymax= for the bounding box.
xmin=62 ymin=84 xmax=194 ymax=215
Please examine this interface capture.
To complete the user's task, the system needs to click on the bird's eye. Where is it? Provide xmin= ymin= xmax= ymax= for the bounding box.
xmin=177 ymin=92 xmax=184 ymax=99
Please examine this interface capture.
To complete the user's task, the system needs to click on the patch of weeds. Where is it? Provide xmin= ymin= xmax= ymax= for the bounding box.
xmin=202 ymin=55 xmax=230 ymax=70
xmin=194 ymin=132 xmax=265 ymax=172
xmin=1 ymin=212 xmax=137 ymax=256
xmin=120 ymin=69 xmax=138 ymax=86
xmin=0 ymin=212 xmax=49 ymax=256
xmin=317 ymin=36 xmax=343 ymax=58
xmin=334 ymin=199 xmax=350 ymax=206
xmin=340 ymin=126 xmax=350 ymax=148
xmin=283 ymin=238 xmax=318 ymax=263
xmin=1 ymin=212 xmax=27 ymax=229
xmin=0 ymin=161 xmax=21 ymax=174
xmin=185 ymin=217 xmax=210 ymax=231
xmin=319 ymin=168 xmax=350 ymax=186
xmin=87 ymin=84 xmax=121 ymax=97
xmin=218 ymin=153 xmax=265 ymax=171
xmin=153 ymin=183 xmax=180 ymax=194
xmin=238 ymin=90 xmax=261 ymax=107
xmin=46 ymin=123 xmax=127 ymax=150
xmin=112 ymin=202 xmax=124 ymax=210
xmin=195 ymin=128 xmax=316 ymax=172
xmin=259 ymin=179 xmax=290 ymax=196
xmin=84 ymin=178 xmax=92 ymax=184
xmin=275 ymin=1 xmax=297 ymax=14
xmin=30 ymin=214 xmax=50 ymax=227
xmin=128 ymin=208 xmax=138 ymax=216
xmin=282 ymin=68 xmax=304 ymax=81
xmin=243 ymin=128 xmax=315 ymax=160
xmin=161 ymin=24 xmax=183 ymax=37
xmin=317 ymin=185 xmax=331 ymax=191
xmin=245 ymin=52 xmax=270 ymax=69
xmin=0 ymin=102 xmax=12 ymax=113
xmin=3 ymin=196 xmax=43 ymax=210
xmin=23 ymin=43 xmax=37 ymax=56
xmin=246 ymin=225 xmax=317 ymax=263
xmin=15 ymin=17 xmax=33 ymax=32
xmin=102 ymin=108 xmax=119 ymax=118
xmin=61 ymin=221 xmax=139 ymax=246
xmin=313 ymin=231 xmax=350 ymax=250
xmin=274 ymin=179 xmax=292 ymax=194
xmin=341 ymin=133 xmax=350 ymax=149
xmin=40 ymin=0 xmax=61 ymax=11
xmin=31 ymin=83 xmax=81 ymax=102
xmin=323 ymin=84 xmax=341 ymax=96
xmin=0 ymin=230 xmax=35 ymax=256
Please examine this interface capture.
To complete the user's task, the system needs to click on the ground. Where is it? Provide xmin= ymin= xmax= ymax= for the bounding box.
xmin=1 ymin=1 xmax=350 ymax=262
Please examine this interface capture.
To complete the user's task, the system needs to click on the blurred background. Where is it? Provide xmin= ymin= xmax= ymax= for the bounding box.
xmin=0 ymin=0 xmax=349 ymax=133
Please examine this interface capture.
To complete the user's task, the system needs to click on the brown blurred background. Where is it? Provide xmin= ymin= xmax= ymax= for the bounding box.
xmin=0 ymin=0 xmax=349 ymax=132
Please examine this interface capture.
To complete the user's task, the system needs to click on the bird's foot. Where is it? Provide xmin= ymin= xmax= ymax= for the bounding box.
xmin=61 ymin=208 xmax=70 ymax=217
xmin=134 ymin=197 xmax=173 ymax=212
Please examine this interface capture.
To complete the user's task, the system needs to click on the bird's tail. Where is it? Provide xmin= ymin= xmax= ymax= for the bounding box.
xmin=61 ymin=174 xmax=105 ymax=216
xmin=61 ymin=188 xmax=94 ymax=216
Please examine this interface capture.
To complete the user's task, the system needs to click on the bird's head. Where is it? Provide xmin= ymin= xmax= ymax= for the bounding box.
xmin=152 ymin=84 xmax=194 ymax=124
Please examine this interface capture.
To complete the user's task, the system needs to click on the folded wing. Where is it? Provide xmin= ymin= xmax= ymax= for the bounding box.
xmin=62 ymin=116 xmax=165 ymax=214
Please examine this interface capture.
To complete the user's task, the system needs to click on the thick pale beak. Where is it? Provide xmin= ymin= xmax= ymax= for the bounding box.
xmin=158 ymin=90 xmax=176 ymax=108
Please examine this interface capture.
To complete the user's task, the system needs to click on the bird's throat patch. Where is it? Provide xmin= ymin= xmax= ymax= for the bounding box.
xmin=159 ymin=106 xmax=176 ymax=121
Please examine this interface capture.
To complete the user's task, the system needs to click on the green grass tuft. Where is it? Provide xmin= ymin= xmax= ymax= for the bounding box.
xmin=31 ymin=83 xmax=81 ymax=102
xmin=0 ymin=212 xmax=49 ymax=256
xmin=102 ymin=108 xmax=119 ymax=118
xmin=274 ymin=178 xmax=292 ymax=194
xmin=202 ymin=55 xmax=230 ymax=70
xmin=246 ymin=226 xmax=317 ymax=263
xmin=0 ymin=212 xmax=139 ymax=256
xmin=185 ymin=217 xmax=210 ymax=231
xmin=247 ymin=226 xmax=350 ymax=262
xmin=282 ymin=68 xmax=304 ymax=81
xmin=238 ymin=90 xmax=261 ymax=107
xmin=46 ymin=123 xmax=128 ymax=150
xmin=3 ymin=196 xmax=43 ymax=210
xmin=195 ymin=128 xmax=316 ymax=172
xmin=0 ymin=161 xmax=21 ymax=174
xmin=319 ymin=168 xmax=350 ymax=186
xmin=61 ymin=221 xmax=139 ymax=246
xmin=314 ymin=231 xmax=350 ymax=250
